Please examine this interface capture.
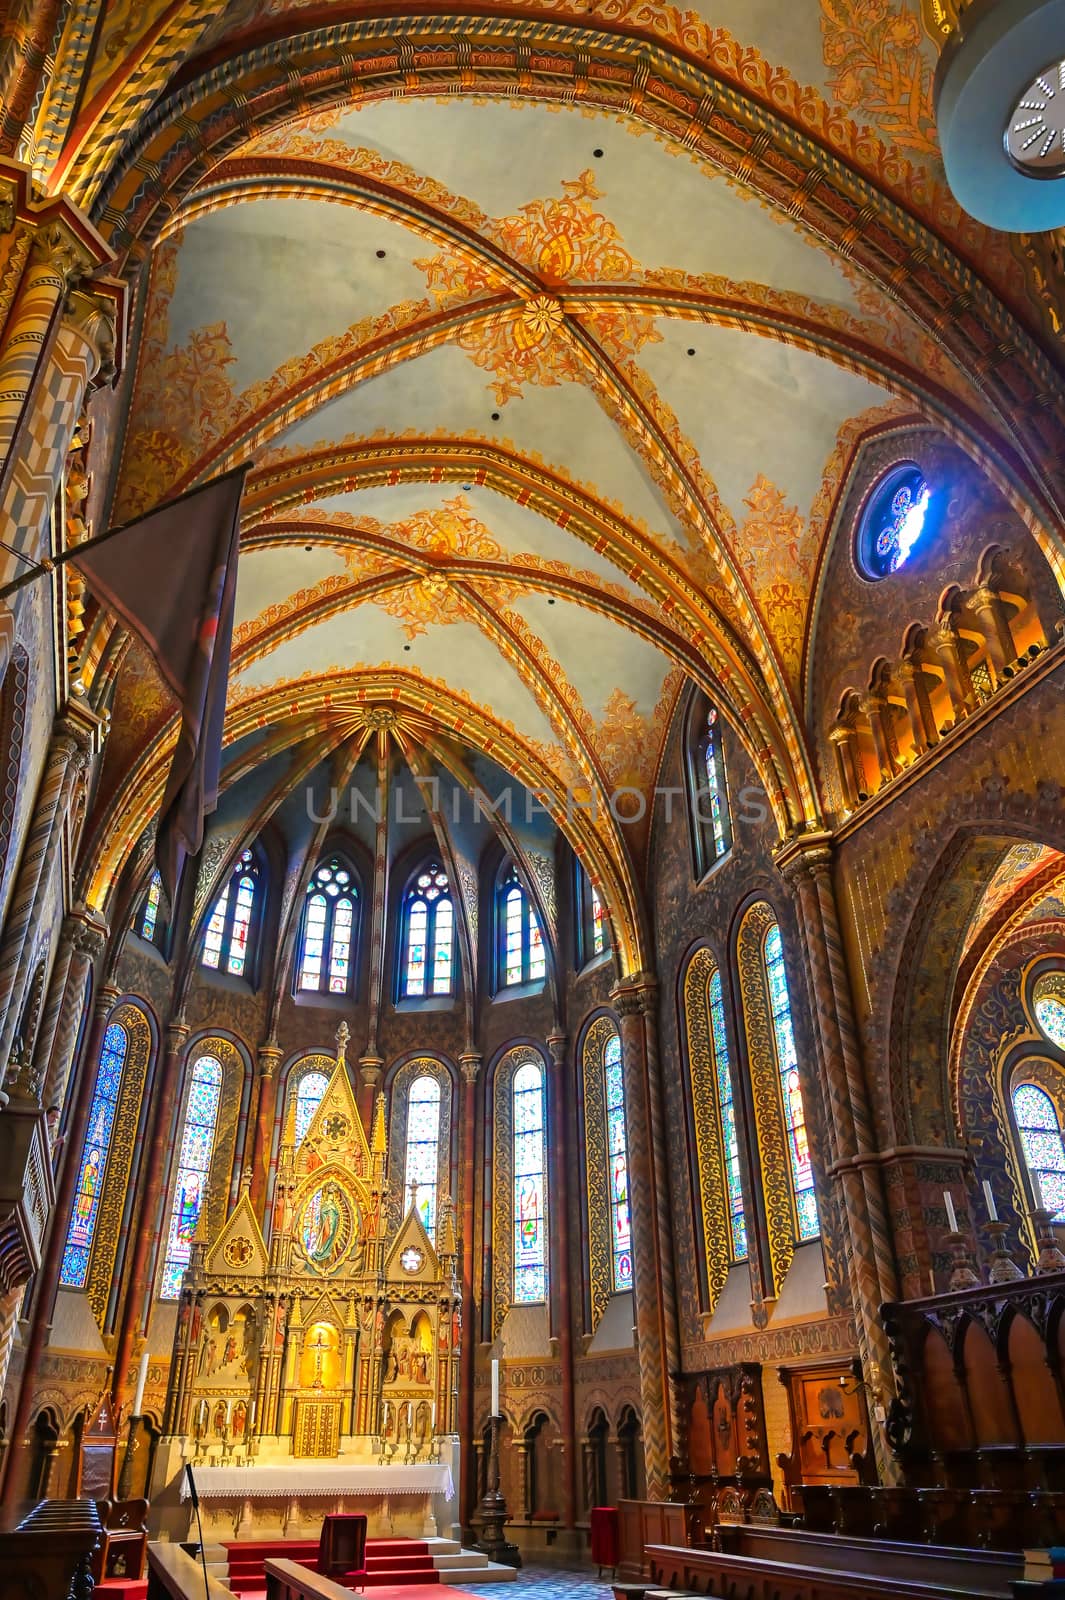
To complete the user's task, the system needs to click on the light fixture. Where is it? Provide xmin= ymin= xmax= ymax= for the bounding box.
xmin=935 ymin=0 xmax=1065 ymax=230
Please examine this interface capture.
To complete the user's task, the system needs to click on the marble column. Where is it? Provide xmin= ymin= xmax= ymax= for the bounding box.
xmin=546 ymin=1032 xmax=578 ymax=1529
xmin=611 ymin=974 xmax=680 ymax=1499
xmin=248 ymin=1041 xmax=283 ymax=1218
xmin=777 ymin=834 xmax=898 ymax=1481
xmin=0 ymin=725 xmax=88 ymax=1073
xmin=36 ymin=907 xmax=106 ymax=1114
xmin=0 ymin=978 xmax=119 ymax=1517
xmin=111 ymin=1017 xmax=188 ymax=1413
xmin=458 ymin=1050 xmax=480 ymax=1530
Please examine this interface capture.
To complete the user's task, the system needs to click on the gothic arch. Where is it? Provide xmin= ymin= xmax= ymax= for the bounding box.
xmin=385 ymin=1054 xmax=456 ymax=1239
xmin=577 ymin=1010 xmax=623 ymax=1336
xmin=678 ymin=943 xmax=740 ymax=1317
xmin=489 ymin=1042 xmax=550 ymax=1339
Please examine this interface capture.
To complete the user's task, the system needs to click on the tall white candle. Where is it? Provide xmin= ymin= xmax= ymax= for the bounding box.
xmin=132 ymin=1351 xmax=149 ymax=1415
xmin=226 ymin=1399 xmax=232 ymax=1426
xmin=943 ymin=1191 xmax=958 ymax=1233
xmin=249 ymin=1400 xmax=256 ymax=1429
xmin=982 ymin=1178 xmax=998 ymax=1223
xmin=491 ymin=1358 xmax=500 ymax=1416
xmin=1033 ymin=1170 xmax=1045 ymax=1210
xmin=199 ymin=1400 xmax=207 ymax=1428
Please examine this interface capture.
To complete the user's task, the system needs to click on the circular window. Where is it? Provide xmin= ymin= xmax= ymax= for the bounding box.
xmin=855 ymin=464 xmax=932 ymax=580
xmin=400 ymin=1246 xmax=424 ymax=1274
xmin=1005 ymin=61 xmax=1065 ymax=178
xmin=1033 ymin=972 xmax=1065 ymax=1050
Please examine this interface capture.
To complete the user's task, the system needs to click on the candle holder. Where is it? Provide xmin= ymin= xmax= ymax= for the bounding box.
xmin=983 ymin=1221 xmax=1024 ymax=1283
xmin=1031 ymin=1208 xmax=1065 ymax=1274
xmin=474 ymin=1415 xmax=521 ymax=1569
xmin=945 ymin=1230 xmax=980 ymax=1290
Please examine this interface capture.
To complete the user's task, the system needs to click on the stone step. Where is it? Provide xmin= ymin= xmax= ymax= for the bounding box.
xmin=439 ymin=1561 xmax=516 ymax=1583
xmin=424 ymin=1539 xmax=462 ymax=1556
xmin=434 ymin=1551 xmax=490 ymax=1569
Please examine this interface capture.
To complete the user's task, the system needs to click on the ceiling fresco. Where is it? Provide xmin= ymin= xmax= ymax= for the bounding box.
xmin=14 ymin=0 xmax=1063 ymax=967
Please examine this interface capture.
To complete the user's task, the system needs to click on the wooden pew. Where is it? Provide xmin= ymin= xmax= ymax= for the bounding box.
xmin=648 ymin=1526 xmax=1024 ymax=1599
xmin=147 ymin=1542 xmax=236 ymax=1599
xmin=264 ymin=1558 xmax=358 ymax=1600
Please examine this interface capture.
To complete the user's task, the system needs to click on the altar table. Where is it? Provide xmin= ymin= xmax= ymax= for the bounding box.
xmin=177 ymin=1462 xmax=454 ymax=1541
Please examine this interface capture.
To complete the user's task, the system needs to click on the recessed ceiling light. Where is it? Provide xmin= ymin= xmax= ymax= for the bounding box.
xmin=491 ymin=412 xmax=500 ymax=421
xmin=404 ymin=644 xmax=411 ymax=651
xmin=593 ymin=148 xmax=604 ymax=158
xmin=305 ymin=544 xmax=313 ymax=551
xmin=1005 ymin=60 xmax=1065 ymax=175
xmin=547 ymin=598 xmax=555 ymax=605
xmin=687 ymin=347 xmax=695 ymax=356
xmin=376 ymin=249 xmax=387 ymax=258
xmin=462 ymin=483 xmax=473 ymax=491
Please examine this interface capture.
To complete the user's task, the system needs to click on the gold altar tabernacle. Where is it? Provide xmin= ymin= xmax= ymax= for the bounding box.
xmin=149 ymin=1035 xmax=461 ymax=1537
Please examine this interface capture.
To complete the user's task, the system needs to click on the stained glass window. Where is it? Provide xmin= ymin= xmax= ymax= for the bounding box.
xmin=604 ymin=1031 xmax=633 ymax=1291
xmin=404 ymin=1074 xmax=442 ymax=1239
xmin=498 ymin=864 xmax=546 ymax=989
xmin=400 ymin=863 xmax=455 ymax=999
xmin=710 ymin=969 xmax=747 ymax=1261
xmin=591 ymin=884 xmax=606 ymax=957
xmin=294 ymin=1069 xmax=331 ymax=1145
xmin=1013 ymin=1082 xmax=1065 ymax=1219
xmin=513 ymin=1060 xmax=547 ymax=1303
xmin=297 ymin=856 xmax=358 ymax=995
xmin=202 ymin=848 xmax=261 ymax=978
xmin=160 ymin=1054 xmax=224 ymax=1298
xmin=139 ymin=872 xmax=162 ymax=943
xmin=61 ymin=1021 xmax=128 ymax=1287
xmin=764 ymin=925 xmax=819 ymax=1240
xmin=1035 ymin=994 xmax=1065 ymax=1052
xmin=689 ymin=699 xmax=732 ymax=873
xmin=857 ymin=464 xmax=932 ymax=579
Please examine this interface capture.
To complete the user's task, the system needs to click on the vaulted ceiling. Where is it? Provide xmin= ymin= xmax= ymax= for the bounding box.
xmin=21 ymin=0 xmax=1063 ymax=966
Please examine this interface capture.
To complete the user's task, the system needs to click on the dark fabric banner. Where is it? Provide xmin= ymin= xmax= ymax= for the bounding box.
xmin=73 ymin=465 xmax=248 ymax=905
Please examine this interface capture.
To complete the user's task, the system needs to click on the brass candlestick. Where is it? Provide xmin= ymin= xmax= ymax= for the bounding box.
xmin=116 ymin=1416 xmax=140 ymax=1500
xmin=475 ymin=1415 xmax=521 ymax=1569
xmin=945 ymin=1230 xmax=980 ymax=1290
xmin=984 ymin=1221 xmax=1024 ymax=1283
xmin=1032 ymin=1208 xmax=1065 ymax=1274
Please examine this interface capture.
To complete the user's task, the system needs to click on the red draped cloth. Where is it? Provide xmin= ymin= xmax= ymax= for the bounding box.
xmin=590 ymin=1505 xmax=619 ymax=1572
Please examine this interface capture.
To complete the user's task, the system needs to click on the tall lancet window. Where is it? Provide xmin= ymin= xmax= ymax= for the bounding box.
xmin=202 ymin=847 xmax=261 ymax=978
xmin=138 ymin=871 xmax=163 ymax=943
xmin=297 ymin=855 xmax=359 ymax=995
xmin=160 ymin=1053 xmax=224 ymax=1298
xmin=294 ymin=1070 xmax=331 ymax=1145
xmin=687 ymin=696 xmax=732 ymax=875
xmin=764 ymin=924 xmax=819 ymax=1240
xmin=404 ymin=1074 xmax=442 ymax=1239
xmin=512 ymin=1060 xmax=547 ymax=1303
xmin=1013 ymin=1083 xmax=1065 ymax=1218
xmin=498 ymin=862 xmax=546 ymax=989
xmin=604 ymin=1031 xmax=633 ymax=1291
xmin=61 ymin=1022 xmax=129 ymax=1287
xmin=710 ymin=967 xmax=747 ymax=1260
xmin=400 ymin=862 xmax=455 ymax=998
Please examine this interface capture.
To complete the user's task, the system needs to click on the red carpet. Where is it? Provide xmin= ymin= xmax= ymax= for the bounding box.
xmin=95 ymin=1582 xmax=148 ymax=1600
xmin=223 ymin=1537 xmax=447 ymax=1595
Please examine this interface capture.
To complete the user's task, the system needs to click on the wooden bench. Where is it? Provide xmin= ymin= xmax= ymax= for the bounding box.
xmin=649 ymin=1528 xmax=1024 ymax=1600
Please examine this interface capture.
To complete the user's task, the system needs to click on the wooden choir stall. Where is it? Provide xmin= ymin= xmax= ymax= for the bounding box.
xmin=149 ymin=1048 xmax=461 ymax=1543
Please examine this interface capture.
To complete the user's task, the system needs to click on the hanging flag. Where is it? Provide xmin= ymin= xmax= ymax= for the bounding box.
xmin=73 ymin=465 xmax=248 ymax=906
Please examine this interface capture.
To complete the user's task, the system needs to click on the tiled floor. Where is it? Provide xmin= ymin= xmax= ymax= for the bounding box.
xmin=465 ymin=1567 xmax=613 ymax=1600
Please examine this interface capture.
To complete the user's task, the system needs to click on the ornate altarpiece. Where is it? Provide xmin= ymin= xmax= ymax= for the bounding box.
xmin=151 ymin=1044 xmax=460 ymax=1531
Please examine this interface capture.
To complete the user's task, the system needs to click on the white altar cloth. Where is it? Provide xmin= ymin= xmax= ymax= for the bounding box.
xmin=181 ymin=1463 xmax=453 ymax=1500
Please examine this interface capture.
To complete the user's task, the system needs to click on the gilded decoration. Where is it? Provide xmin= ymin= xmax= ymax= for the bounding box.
xmin=682 ymin=951 xmax=731 ymax=1318
xmin=385 ymin=1057 xmax=454 ymax=1239
xmin=736 ymin=904 xmax=796 ymax=1297
xmin=282 ymin=1054 xmax=337 ymax=1143
xmin=414 ymin=170 xmax=661 ymax=405
xmin=820 ymin=0 xmax=938 ymax=156
xmin=85 ymin=1001 xmax=152 ymax=1326
xmin=491 ymin=1045 xmax=549 ymax=1340
xmin=582 ymin=1016 xmax=619 ymax=1335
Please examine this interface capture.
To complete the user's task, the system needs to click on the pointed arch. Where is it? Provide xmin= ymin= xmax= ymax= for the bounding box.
xmin=681 ymin=947 xmax=747 ymax=1317
xmin=397 ymin=859 xmax=456 ymax=1000
xmin=490 ymin=1043 xmax=550 ymax=1336
xmin=201 ymin=846 xmax=265 ymax=981
xmin=580 ymin=1013 xmax=630 ymax=1333
xmin=295 ymin=850 xmax=361 ymax=997
xmin=684 ymin=690 xmax=733 ymax=877
xmin=495 ymin=859 xmax=546 ymax=992
xmin=386 ymin=1055 xmax=455 ymax=1242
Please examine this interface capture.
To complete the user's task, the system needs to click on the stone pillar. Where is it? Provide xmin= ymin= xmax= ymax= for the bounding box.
xmin=39 ymin=912 xmax=105 ymax=1122
xmin=458 ymin=1050 xmax=480 ymax=1530
xmin=930 ymin=620 xmax=974 ymax=719
xmin=861 ymin=692 xmax=898 ymax=784
xmin=110 ymin=1017 xmax=188 ymax=1413
xmin=248 ymin=1041 xmax=282 ymax=1219
xmin=358 ymin=1053 xmax=383 ymax=1133
xmin=611 ymin=975 xmax=680 ymax=1499
xmin=776 ymin=835 xmax=898 ymax=1482
xmin=829 ymin=724 xmax=862 ymax=810
xmin=896 ymin=660 xmax=939 ymax=754
xmin=546 ymin=1032 xmax=578 ymax=1530
xmin=0 ymin=978 xmax=119 ymax=1517
xmin=0 ymin=725 xmax=88 ymax=1073
xmin=970 ymin=585 xmax=1017 ymax=679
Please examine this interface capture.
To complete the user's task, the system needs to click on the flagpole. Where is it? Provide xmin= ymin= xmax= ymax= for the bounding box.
xmin=0 ymin=463 xmax=251 ymax=602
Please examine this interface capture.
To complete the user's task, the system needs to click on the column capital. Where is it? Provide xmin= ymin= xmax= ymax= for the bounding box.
xmin=610 ymin=972 xmax=657 ymax=1017
xmin=459 ymin=1051 xmax=482 ymax=1085
xmin=64 ymin=905 xmax=108 ymax=961
xmin=774 ymin=830 xmax=834 ymax=885
xmin=63 ymin=285 xmax=117 ymax=384
xmin=257 ymin=1041 xmax=283 ymax=1077
xmin=359 ymin=1053 xmax=384 ymax=1090
xmin=165 ymin=1018 xmax=190 ymax=1051
xmin=546 ymin=1032 xmax=567 ymax=1068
